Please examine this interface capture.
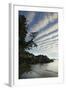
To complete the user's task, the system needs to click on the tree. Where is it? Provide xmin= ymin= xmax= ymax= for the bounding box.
xmin=19 ymin=15 xmax=37 ymax=78
xmin=19 ymin=15 xmax=37 ymax=53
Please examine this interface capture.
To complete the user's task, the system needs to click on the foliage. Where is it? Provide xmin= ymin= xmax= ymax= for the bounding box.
xmin=19 ymin=15 xmax=37 ymax=78
xmin=19 ymin=15 xmax=37 ymax=52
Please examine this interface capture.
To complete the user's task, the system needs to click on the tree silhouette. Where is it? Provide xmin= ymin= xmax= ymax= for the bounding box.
xmin=19 ymin=15 xmax=37 ymax=78
xmin=19 ymin=15 xmax=37 ymax=53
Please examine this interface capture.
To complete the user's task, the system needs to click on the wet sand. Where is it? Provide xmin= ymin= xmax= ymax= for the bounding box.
xmin=21 ymin=60 xmax=58 ymax=78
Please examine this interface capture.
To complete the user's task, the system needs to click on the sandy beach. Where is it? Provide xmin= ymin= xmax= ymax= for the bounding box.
xmin=21 ymin=60 xmax=58 ymax=78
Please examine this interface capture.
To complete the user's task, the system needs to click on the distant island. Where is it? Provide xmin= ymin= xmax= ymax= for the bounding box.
xmin=19 ymin=51 xmax=54 ymax=64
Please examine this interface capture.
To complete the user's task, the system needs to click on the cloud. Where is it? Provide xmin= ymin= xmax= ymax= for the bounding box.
xmin=30 ymin=12 xmax=58 ymax=32
xmin=26 ymin=12 xmax=36 ymax=24
xmin=25 ymin=12 xmax=58 ymax=42
xmin=38 ymin=37 xmax=58 ymax=46
xmin=47 ymin=13 xmax=58 ymax=23
xmin=34 ymin=23 xmax=58 ymax=42
xmin=36 ymin=34 xmax=58 ymax=44
xmin=35 ymin=33 xmax=58 ymax=44
xmin=26 ymin=12 xmax=58 ymax=59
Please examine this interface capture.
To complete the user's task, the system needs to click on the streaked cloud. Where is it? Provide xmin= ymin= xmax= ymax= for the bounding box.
xmin=36 ymin=34 xmax=58 ymax=44
xmin=34 ymin=23 xmax=58 ymax=41
xmin=30 ymin=12 xmax=58 ymax=32
xmin=37 ymin=38 xmax=58 ymax=46
xmin=19 ymin=11 xmax=58 ymax=59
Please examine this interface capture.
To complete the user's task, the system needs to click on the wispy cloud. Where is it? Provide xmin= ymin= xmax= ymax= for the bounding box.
xmin=36 ymin=34 xmax=58 ymax=44
xmin=37 ymin=37 xmax=58 ymax=46
xmin=26 ymin=12 xmax=36 ymax=24
xmin=34 ymin=23 xmax=58 ymax=41
xmin=47 ymin=13 xmax=58 ymax=23
xmin=30 ymin=13 xmax=58 ymax=32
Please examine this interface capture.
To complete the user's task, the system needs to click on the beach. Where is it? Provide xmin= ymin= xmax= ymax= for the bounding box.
xmin=21 ymin=60 xmax=58 ymax=78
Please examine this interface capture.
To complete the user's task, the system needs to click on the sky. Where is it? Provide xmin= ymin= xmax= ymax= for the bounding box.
xmin=19 ymin=11 xmax=58 ymax=59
